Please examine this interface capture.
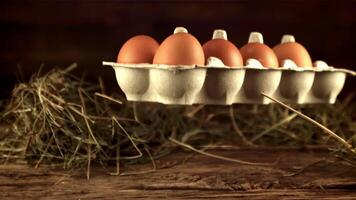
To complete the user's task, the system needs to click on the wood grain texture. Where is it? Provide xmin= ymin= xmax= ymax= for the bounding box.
xmin=1 ymin=148 xmax=356 ymax=199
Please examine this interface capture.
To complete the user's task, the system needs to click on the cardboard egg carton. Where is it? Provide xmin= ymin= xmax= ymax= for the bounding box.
xmin=104 ymin=31 xmax=355 ymax=105
xmin=103 ymin=59 xmax=354 ymax=105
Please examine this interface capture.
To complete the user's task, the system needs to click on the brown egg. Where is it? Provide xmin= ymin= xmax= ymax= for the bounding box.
xmin=202 ymin=30 xmax=243 ymax=67
xmin=117 ymin=35 xmax=159 ymax=64
xmin=153 ymin=27 xmax=205 ymax=65
xmin=273 ymin=35 xmax=312 ymax=67
xmin=240 ymin=32 xmax=279 ymax=68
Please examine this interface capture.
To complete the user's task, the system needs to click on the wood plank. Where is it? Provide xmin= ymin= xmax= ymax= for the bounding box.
xmin=1 ymin=148 xmax=355 ymax=199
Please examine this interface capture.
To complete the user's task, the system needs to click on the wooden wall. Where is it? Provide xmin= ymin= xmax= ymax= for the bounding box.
xmin=0 ymin=0 xmax=355 ymax=97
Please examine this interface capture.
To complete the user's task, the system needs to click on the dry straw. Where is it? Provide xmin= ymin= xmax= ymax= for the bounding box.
xmin=0 ymin=63 xmax=355 ymax=178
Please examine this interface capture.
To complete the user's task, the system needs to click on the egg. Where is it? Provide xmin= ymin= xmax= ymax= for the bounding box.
xmin=202 ymin=29 xmax=243 ymax=67
xmin=273 ymin=35 xmax=312 ymax=67
xmin=240 ymin=32 xmax=279 ymax=68
xmin=153 ymin=27 xmax=205 ymax=66
xmin=117 ymin=35 xmax=159 ymax=64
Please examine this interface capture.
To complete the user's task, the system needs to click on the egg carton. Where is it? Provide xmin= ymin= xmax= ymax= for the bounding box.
xmin=103 ymin=59 xmax=355 ymax=105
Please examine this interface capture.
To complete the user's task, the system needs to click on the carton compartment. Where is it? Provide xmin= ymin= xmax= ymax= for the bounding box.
xmin=114 ymin=67 xmax=149 ymax=101
xmin=150 ymin=68 xmax=206 ymax=104
xmin=104 ymin=62 xmax=354 ymax=105
xmin=275 ymin=71 xmax=315 ymax=104
xmin=238 ymin=69 xmax=282 ymax=104
xmin=195 ymin=68 xmax=245 ymax=105
xmin=308 ymin=71 xmax=347 ymax=104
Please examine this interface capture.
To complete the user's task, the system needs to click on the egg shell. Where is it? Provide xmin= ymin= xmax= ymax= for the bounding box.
xmin=153 ymin=31 xmax=205 ymax=66
xmin=117 ymin=35 xmax=159 ymax=64
xmin=203 ymin=39 xmax=243 ymax=67
xmin=273 ymin=40 xmax=313 ymax=68
xmin=240 ymin=43 xmax=279 ymax=68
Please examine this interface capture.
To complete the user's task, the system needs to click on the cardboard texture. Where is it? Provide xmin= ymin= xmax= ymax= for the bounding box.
xmin=103 ymin=61 xmax=355 ymax=105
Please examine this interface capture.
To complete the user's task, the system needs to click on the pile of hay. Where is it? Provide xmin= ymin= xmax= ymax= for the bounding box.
xmin=0 ymin=64 xmax=355 ymax=177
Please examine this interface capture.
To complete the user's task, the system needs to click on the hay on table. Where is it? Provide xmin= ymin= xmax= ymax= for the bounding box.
xmin=0 ymin=63 xmax=355 ymax=178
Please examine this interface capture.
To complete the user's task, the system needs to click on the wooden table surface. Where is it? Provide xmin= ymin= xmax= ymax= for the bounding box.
xmin=1 ymin=147 xmax=355 ymax=199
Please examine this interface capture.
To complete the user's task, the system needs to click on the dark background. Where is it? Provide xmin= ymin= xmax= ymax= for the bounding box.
xmin=0 ymin=0 xmax=355 ymax=98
